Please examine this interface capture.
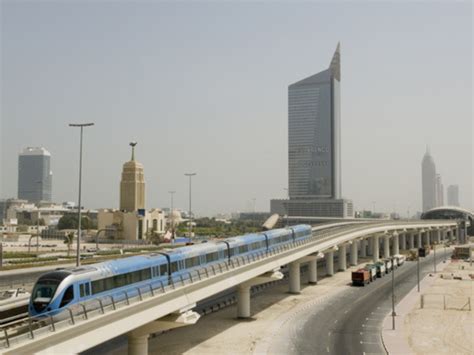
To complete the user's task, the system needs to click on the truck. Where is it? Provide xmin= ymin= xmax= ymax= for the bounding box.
xmin=364 ymin=264 xmax=377 ymax=282
xmin=407 ymin=248 xmax=418 ymax=261
xmin=384 ymin=258 xmax=393 ymax=273
xmin=418 ymin=246 xmax=430 ymax=257
xmin=394 ymin=254 xmax=406 ymax=266
xmin=375 ymin=261 xmax=386 ymax=277
xmin=352 ymin=269 xmax=370 ymax=286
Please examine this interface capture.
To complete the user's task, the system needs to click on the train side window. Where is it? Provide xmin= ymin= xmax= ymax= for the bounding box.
xmin=170 ymin=262 xmax=178 ymax=273
xmin=60 ymin=286 xmax=74 ymax=307
xmin=85 ymin=283 xmax=90 ymax=295
xmin=80 ymin=284 xmax=85 ymax=297
xmin=160 ymin=264 xmax=168 ymax=276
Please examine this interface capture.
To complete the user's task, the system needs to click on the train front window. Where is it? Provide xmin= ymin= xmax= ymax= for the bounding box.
xmin=32 ymin=279 xmax=59 ymax=302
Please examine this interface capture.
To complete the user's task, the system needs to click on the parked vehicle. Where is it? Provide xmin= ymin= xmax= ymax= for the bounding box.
xmin=394 ymin=254 xmax=406 ymax=266
xmin=352 ymin=269 xmax=370 ymax=286
xmin=375 ymin=261 xmax=386 ymax=277
xmin=384 ymin=259 xmax=392 ymax=273
xmin=407 ymin=248 xmax=419 ymax=261
xmin=364 ymin=264 xmax=377 ymax=282
xmin=418 ymin=247 xmax=430 ymax=257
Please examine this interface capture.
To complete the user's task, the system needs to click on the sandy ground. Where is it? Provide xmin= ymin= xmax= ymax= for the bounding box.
xmin=383 ymin=257 xmax=474 ymax=355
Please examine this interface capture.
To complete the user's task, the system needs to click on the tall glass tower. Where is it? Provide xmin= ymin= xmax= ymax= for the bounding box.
xmin=421 ymin=147 xmax=437 ymax=212
xmin=18 ymin=147 xmax=53 ymax=203
xmin=288 ymin=43 xmax=341 ymax=199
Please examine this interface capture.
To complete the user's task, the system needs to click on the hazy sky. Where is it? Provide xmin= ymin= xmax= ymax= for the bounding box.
xmin=1 ymin=1 xmax=472 ymax=216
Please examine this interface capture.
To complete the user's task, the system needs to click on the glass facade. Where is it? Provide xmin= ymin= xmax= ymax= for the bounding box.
xmin=17 ymin=147 xmax=52 ymax=203
xmin=288 ymin=45 xmax=341 ymax=199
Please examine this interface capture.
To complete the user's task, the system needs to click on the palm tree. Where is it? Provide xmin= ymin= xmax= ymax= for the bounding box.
xmin=64 ymin=232 xmax=74 ymax=257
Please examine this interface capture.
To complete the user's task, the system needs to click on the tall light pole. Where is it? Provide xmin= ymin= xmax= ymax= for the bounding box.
xmin=184 ymin=173 xmax=196 ymax=238
xmin=417 ymin=253 xmax=420 ymax=292
xmin=391 ymin=256 xmax=396 ymax=330
xmin=168 ymin=190 xmax=176 ymax=240
xmin=69 ymin=122 xmax=94 ymax=267
xmin=283 ymin=188 xmax=289 ymax=227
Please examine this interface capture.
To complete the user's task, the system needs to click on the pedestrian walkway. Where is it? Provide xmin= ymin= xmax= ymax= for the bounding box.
xmin=382 ymin=257 xmax=474 ymax=354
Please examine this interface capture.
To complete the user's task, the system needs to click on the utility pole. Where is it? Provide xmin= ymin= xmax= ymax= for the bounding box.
xmin=417 ymin=254 xmax=420 ymax=292
xmin=69 ymin=122 xmax=94 ymax=267
xmin=184 ymin=173 xmax=196 ymax=238
xmin=169 ymin=191 xmax=176 ymax=240
xmin=391 ymin=256 xmax=396 ymax=330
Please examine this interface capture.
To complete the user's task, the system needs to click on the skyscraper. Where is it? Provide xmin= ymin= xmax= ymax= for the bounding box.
xmin=447 ymin=185 xmax=460 ymax=206
xmin=120 ymin=143 xmax=145 ymax=212
xmin=435 ymin=174 xmax=444 ymax=206
xmin=421 ymin=148 xmax=437 ymax=212
xmin=288 ymin=43 xmax=341 ymax=199
xmin=18 ymin=147 xmax=52 ymax=203
xmin=271 ymin=44 xmax=353 ymax=218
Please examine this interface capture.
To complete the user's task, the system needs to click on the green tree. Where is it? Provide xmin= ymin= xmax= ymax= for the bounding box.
xmin=58 ymin=214 xmax=96 ymax=230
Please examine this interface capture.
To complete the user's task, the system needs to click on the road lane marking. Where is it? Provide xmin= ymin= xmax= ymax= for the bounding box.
xmin=326 ymin=346 xmax=330 ymax=353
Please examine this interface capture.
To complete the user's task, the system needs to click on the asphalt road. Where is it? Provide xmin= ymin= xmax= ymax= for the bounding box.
xmin=277 ymin=251 xmax=448 ymax=355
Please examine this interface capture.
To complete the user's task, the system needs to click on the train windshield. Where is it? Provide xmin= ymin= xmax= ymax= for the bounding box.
xmin=32 ymin=279 xmax=59 ymax=302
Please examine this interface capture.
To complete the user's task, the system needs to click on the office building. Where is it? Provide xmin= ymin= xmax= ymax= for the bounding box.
xmin=447 ymin=185 xmax=460 ymax=206
xmin=271 ymin=43 xmax=353 ymax=218
xmin=435 ymin=174 xmax=444 ymax=206
xmin=421 ymin=147 xmax=437 ymax=212
xmin=18 ymin=147 xmax=52 ymax=203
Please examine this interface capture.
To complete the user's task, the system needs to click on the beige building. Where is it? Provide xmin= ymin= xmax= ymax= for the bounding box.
xmin=98 ymin=208 xmax=165 ymax=241
xmin=98 ymin=143 xmax=166 ymax=241
xmin=120 ymin=144 xmax=145 ymax=212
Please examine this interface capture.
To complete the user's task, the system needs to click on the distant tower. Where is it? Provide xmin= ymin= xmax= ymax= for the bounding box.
xmin=421 ymin=147 xmax=437 ymax=212
xmin=18 ymin=147 xmax=53 ymax=203
xmin=120 ymin=142 xmax=145 ymax=212
xmin=435 ymin=174 xmax=444 ymax=206
xmin=447 ymin=185 xmax=460 ymax=206
xmin=288 ymin=43 xmax=341 ymax=199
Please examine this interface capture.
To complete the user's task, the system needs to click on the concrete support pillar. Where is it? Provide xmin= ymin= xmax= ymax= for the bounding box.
xmin=350 ymin=241 xmax=358 ymax=266
xmin=308 ymin=259 xmax=317 ymax=284
xmin=289 ymin=262 xmax=301 ymax=294
xmin=384 ymin=235 xmax=390 ymax=259
xmin=417 ymin=233 xmax=422 ymax=248
xmin=393 ymin=233 xmax=399 ymax=255
xmin=360 ymin=239 xmax=367 ymax=257
xmin=373 ymin=235 xmax=379 ymax=262
xmin=338 ymin=244 xmax=347 ymax=271
xmin=436 ymin=229 xmax=441 ymax=244
xmin=400 ymin=233 xmax=406 ymax=250
xmin=408 ymin=232 xmax=414 ymax=249
xmin=237 ymin=285 xmax=251 ymax=318
xmin=368 ymin=237 xmax=373 ymax=255
xmin=236 ymin=271 xmax=283 ymax=318
xmin=128 ymin=334 xmax=149 ymax=355
xmin=326 ymin=251 xmax=334 ymax=276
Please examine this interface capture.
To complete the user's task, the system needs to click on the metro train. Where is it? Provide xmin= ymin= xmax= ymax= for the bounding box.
xmin=29 ymin=224 xmax=312 ymax=317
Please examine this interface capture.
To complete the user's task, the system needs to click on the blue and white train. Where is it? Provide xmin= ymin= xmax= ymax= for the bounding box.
xmin=29 ymin=225 xmax=312 ymax=317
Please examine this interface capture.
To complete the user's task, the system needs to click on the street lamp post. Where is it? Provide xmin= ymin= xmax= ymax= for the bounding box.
xmin=184 ymin=173 xmax=196 ymax=238
xmin=391 ymin=256 xmax=396 ymax=330
xmin=168 ymin=191 xmax=176 ymax=240
xmin=417 ymin=253 xmax=420 ymax=292
xmin=283 ymin=188 xmax=289 ymax=227
xmin=36 ymin=209 xmax=40 ymax=254
xmin=69 ymin=122 xmax=94 ymax=267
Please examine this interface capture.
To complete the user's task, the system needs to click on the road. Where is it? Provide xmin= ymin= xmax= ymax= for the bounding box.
xmin=272 ymin=250 xmax=448 ymax=355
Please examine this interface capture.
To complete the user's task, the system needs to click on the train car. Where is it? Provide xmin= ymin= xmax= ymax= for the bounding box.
xmin=29 ymin=225 xmax=312 ymax=317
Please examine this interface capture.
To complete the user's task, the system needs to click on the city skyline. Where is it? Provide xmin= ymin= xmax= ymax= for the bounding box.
xmin=1 ymin=2 xmax=472 ymax=215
